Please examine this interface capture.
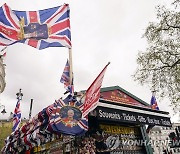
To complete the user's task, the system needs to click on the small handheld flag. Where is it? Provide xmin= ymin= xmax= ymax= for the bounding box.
xmin=150 ymin=92 xmax=159 ymax=110
xmin=0 ymin=4 xmax=20 ymax=47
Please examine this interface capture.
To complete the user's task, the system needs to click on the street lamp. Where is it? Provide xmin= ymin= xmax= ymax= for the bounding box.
xmin=0 ymin=104 xmax=6 ymax=114
xmin=16 ymin=89 xmax=23 ymax=100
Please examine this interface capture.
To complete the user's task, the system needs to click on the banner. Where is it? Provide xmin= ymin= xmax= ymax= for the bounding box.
xmin=83 ymin=62 xmax=110 ymax=117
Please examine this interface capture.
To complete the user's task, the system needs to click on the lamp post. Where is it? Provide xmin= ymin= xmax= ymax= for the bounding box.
xmin=16 ymin=89 xmax=23 ymax=100
xmin=0 ymin=104 xmax=6 ymax=114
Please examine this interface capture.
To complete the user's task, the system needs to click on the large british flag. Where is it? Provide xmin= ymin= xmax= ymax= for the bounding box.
xmin=0 ymin=3 xmax=71 ymax=49
xmin=0 ymin=3 xmax=20 ymax=46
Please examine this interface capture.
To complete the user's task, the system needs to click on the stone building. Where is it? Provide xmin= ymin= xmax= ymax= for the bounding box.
xmin=0 ymin=57 xmax=6 ymax=93
xmin=148 ymin=123 xmax=180 ymax=154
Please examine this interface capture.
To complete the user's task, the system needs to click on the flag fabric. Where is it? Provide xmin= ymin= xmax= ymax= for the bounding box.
xmin=12 ymin=97 xmax=21 ymax=132
xmin=14 ymin=4 xmax=71 ymax=49
xmin=3 ymin=95 xmax=87 ymax=153
xmin=0 ymin=3 xmax=71 ymax=49
xmin=60 ymin=60 xmax=70 ymax=87
xmin=3 ymin=102 xmax=54 ymax=153
xmin=0 ymin=3 xmax=20 ymax=46
xmin=83 ymin=62 xmax=110 ymax=117
xmin=49 ymin=95 xmax=88 ymax=135
xmin=60 ymin=60 xmax=74 ymax=95
xmin=150 ymin=93 xmax=159 ymax=110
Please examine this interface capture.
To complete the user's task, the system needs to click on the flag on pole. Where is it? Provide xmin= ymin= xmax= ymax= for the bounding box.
xmin=0 ymin=3 xmax=71 ymax=49
xmin=60 ymin=60 xmax=74 ymax=95
xmin=150 ymin=92 xmax=159 ymax=110
xmin=14 ymin=4 xmax=71 ymax=49
xmin=12 ymin=97 xmax=21 ymax=132
xmin=0 ymin=3 xmax=20 ymax=46
xmin=60 ymin=60 xmax=70 ymax=87
xmin=83 ymin=62 xmax=110 ymax=117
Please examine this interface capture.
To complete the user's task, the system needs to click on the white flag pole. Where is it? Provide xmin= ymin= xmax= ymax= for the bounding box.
xmin=68 ymin=48 xmax=73 ymax=85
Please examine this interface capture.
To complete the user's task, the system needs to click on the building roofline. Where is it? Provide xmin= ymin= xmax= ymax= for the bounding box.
xmin=100 ymin=85 xmax=150 ymax=106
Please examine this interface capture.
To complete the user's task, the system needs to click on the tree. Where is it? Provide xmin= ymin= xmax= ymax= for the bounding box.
xmin=133 ymin=1 xmax=180 ymax=112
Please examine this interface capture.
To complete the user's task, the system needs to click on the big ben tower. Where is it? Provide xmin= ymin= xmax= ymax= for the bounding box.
xmin=0 ymin=56 xmax=6 ymax=93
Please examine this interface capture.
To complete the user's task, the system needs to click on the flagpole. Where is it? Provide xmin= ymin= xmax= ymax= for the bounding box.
xmin=68 ymin=48 xmax=73 ymax=85
xmin=29 ymin=99 xmax=33 ymax=120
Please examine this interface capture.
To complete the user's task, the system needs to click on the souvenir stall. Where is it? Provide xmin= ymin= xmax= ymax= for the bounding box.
xmin=90 ymin=86 xmax=171 ymax=154
xmin=18 ymin=86 xmax=171 ymax=154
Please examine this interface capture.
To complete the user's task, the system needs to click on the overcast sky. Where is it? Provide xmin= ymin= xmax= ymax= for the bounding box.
xmin=0 ymin=0 xmax=179 ymax=122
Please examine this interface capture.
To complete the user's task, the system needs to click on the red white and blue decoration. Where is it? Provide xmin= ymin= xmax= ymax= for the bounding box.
xmin=0 ymin=3 xmax=71 ymax=49
xmin=60 ymin=60 xmax=74 ymax=95
xmin=12 ymin=89 xmax=23 ymax=132
xmin=50 ymin=95 xmax=88 ymax=135
xmin=150 ymin=93 xmax=159 ymax=110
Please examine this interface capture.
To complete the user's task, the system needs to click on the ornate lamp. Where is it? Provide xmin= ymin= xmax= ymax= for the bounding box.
xmin=0 ymin=104 xmax=6 ymax=115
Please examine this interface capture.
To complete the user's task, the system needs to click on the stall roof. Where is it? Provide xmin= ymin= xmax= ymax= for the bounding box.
xmin=96 ymin=86 xmax=171 ymax=127
xmin=100 ymin=85 xmax=150 ymax=107
xmin=99 ymin=86 xmax=168 ymax=112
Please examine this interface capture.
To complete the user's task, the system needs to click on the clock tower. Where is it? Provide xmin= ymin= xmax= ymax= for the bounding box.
xmin=0 ymin=57 xmax=6 ymax=93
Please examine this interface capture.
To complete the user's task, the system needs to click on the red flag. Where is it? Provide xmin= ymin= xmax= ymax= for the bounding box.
xmin=83 ymin=62 xmax=110 ymax=117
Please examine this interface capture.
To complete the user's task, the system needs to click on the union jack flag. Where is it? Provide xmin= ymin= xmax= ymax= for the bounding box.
xmin=0 ymin=3 xmax=71 ymax=49
xmin=12 ymin=97 xmax=21 ymax=132
xmin=49 ymin=95 xmax=88 ymax=135
xmin=0 ymin=3 xmax=20 ymax=46
xmin=60 ymin=60 xmax=74 ymax=95
xmin=150 ymin=93 xmax=159 ymax=110
xmin=60 ymin=60 xmax=70 ymax=87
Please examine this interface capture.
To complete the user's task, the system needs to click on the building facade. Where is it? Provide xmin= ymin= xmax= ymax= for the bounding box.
xmin=148 ymin=123 xmax=180 ymax=154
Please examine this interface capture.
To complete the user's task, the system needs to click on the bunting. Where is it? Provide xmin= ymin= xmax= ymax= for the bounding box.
xmin=12 ymin=97 xmax=21 ymax=132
